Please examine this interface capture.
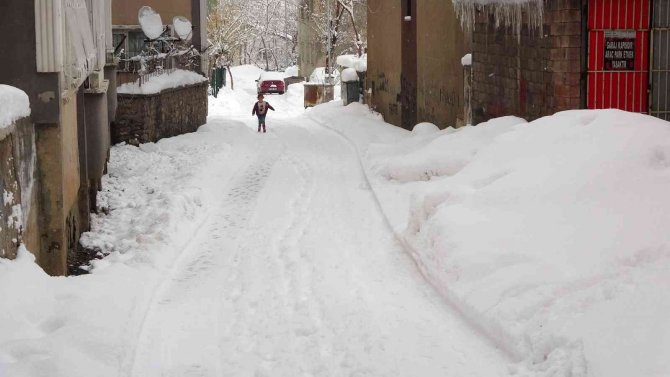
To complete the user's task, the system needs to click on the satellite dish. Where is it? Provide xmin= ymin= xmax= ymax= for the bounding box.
xmin=138 ymin=6 xmax=164 ymax=40
xmin=173 ymin=16 xmax=193 ymax=41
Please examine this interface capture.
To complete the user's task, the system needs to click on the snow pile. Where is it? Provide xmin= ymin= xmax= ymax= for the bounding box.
xmin=309 ymin=67 xmax=340 ymax=84
xmin=341 ymin=68 xmax=359 ymax=82
xmin=117 ymin=69 xmax=207 ymax=95
xmin=309 ymin=103 xmax=670 ymax=376
xmin=452 ymin=0 xmax=544 ymax=33
xmin=284 ymin=65 xmax=299 ymax=77
xmin=0 ymin=85 xmax=30 ymax=128
xmin=80 ymin=133 xmax=230 ymax=270
xmin=0 ymin=117 xmax=242 ymax=376
xmin=336 ymin=54 xmax=368 ymax=73
xmin=461 ymin=53 xmax=472 ymax=66
xmin=138 ymin=6 xmax=164 ymax=40
xmin=412 ymin=122 xmax=440 ymax=135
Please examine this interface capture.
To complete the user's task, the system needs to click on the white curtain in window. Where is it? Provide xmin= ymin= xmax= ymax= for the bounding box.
xmin=64 ymin=0 xmax=97 ymax=85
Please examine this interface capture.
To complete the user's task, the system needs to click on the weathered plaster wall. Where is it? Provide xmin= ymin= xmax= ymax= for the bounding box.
xmin=366 ymin=0 xmax=402 ymax=127
xmin=0 ymin=117 xmax=41 ymax=260
xmin=61 ymin=99 xmax=81 ymax=217
xmin=113 ymin=82 xmax=208 ymax=144
xmin=367 ymin=0 xmax=468 ymax=129
xmin=416 ymin=1 xmax=470 ymax=128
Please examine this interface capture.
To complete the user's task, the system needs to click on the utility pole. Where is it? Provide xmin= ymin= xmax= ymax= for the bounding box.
xmin=326 ymin=0 xmax=333 ymax=82
xmin=284 ymin=0 xmax=288 ymax=68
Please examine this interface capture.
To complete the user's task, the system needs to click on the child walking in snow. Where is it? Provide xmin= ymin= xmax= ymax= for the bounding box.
xmin=252 ymin=94 xmax=275 ymax=133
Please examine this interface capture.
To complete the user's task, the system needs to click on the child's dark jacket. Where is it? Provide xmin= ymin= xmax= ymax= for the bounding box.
xmin=252 ymin=101 xmax=275 ymax=116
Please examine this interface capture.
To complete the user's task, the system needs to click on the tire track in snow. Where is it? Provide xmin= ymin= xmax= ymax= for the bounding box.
xmin=127 ymin=138 xmax=284 ymax=377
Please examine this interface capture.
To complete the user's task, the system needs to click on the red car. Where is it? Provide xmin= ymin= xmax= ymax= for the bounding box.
xmin=256 ymin=72 xmax=286 ymax=95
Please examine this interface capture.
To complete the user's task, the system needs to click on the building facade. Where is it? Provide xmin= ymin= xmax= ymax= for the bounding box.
xmin=0 ymin=0 xmax=116 ymax=275
xmin=366 ymin=0 xmax=470 ymax=130
xmin=466 ymin=0 xmax=670 ymax=124
xmin=112 ymin=0 xmax=208 ymax=83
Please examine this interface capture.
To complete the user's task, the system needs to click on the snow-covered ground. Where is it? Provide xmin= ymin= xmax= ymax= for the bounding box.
xmin=1 ymin=65 xmax=668 ymax=377
xmin=308 ymin=102 xmax=670 ymax=376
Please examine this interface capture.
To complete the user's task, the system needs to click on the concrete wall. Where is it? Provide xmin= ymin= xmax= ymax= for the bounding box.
xmin=0 ymin=0 xmax=60 ymax=124
xmin=471 ymin=0 xmax=584 ymax=123
xmin=113 ymin=0 xmax=191 ymax=26
xmin=298 ymin=0 xmax=328 ymax=80
xmin=366 ymin=0 xmax=402 ymax=127
xmin=366 ymin=0 xmax=468 ymax=129
xmin=113 ymin=82 xmax=208 ymax=144
xmin=0 ymin=117 xmax=40 ymax=260
xmin=0 ymin=0 xmax=114 ymax=275
xmin=34 ymin=98 xmax=84 ymax=276
xmin=417 ymin=2 xmax=470 ymax=128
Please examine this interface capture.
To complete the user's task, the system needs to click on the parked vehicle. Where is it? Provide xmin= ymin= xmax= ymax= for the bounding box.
xmin=256 ymin=71 xmax=286 ymax=94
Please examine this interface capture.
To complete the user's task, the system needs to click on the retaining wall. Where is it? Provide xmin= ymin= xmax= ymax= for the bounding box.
xmin=113 ymin=81 xmax=208 ymax=144
xmin=0 ymin=116 xmax=40 ymax=260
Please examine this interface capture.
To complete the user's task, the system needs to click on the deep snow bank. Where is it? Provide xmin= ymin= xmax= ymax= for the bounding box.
xmin=310 ymin=102 xmax=670 ymax=377
xmin=0 ymin=124 xmax=236 ymax=377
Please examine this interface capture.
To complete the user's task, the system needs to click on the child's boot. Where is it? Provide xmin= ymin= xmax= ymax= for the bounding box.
xmin=262 ymin=124 xmax=266 ymax=133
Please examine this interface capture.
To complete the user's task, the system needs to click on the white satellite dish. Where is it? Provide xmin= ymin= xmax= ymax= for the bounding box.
xmin=173 ymin=16 xmax=193 ymax=41
xmin=138 ymin=6 xmax=164 ymax=40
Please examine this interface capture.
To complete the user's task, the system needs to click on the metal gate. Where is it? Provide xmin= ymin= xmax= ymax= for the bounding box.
xmin=587 ymin=0 xmax=651 ymax=113
xmin=651 ymin=1 xmax=670 ymax=120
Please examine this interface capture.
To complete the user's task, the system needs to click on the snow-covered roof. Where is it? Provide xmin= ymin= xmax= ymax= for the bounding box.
xmin=0 ymin=85 xmax=31 ymax=129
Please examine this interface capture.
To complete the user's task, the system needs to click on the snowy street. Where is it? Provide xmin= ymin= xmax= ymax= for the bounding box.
xmin=126 ymin=77 xmax=508 ymax=375
xmin=3 ymin=0 xmax=670 ymax=375
xmin=3 ymin=65 xmax=670 ymax=377
xmin=0 ymin=67 xmax=509 ymax=377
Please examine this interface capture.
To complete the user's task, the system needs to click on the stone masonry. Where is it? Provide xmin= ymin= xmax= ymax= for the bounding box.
xmin=113 ymin=82 xmax=209 ymax=144
xmin=471 ymin=0 xmax=583 ymax=123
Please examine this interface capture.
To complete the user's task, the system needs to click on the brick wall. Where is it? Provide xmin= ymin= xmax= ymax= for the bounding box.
xmin=471 ymin=0 xmax=584 ymax=123
xmin=113 ymin=82 xmax=208 ymax=144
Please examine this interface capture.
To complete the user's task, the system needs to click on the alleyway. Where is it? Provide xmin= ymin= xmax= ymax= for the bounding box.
xmin=123 ymin=69 xmax=508 ymax=376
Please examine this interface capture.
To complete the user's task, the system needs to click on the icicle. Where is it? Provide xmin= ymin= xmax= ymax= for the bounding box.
xmin=452 ymin=0 xmax=544 ymax=36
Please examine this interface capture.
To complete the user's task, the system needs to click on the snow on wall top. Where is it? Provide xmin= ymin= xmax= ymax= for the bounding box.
xmin=0 ymin=85 xmax=31 ymax=129
xmin=117 ymin=70 xmax=207 ymax=95
xmin=452 ymin=0 xmax=544 ymax=32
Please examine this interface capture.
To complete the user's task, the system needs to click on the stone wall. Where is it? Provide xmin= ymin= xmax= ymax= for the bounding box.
xmin=471 ymin=0 xmax=584 ymax=123
xmin=0 ymin=117 xmax=40 ymax=260
xmin=113 ymin=82 xmax=208 ymax=144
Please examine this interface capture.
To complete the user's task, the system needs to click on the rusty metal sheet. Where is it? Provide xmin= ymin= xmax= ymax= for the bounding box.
xmin=651 ymin=0 xmax=670 ymax=121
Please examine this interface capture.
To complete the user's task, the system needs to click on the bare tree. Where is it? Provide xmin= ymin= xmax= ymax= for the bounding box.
xmin=209 ymin=0 xmax=299 ymax=72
